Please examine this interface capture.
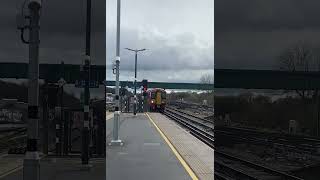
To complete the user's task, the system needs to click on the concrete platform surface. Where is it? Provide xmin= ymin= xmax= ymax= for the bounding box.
xmin=148 ymin=113 xmax=214 ymax=180
xmin=106 ymin=113 xmax=192 ymax=180
xmin=1 ymin=112 xmax=208 ymax=180
xmin=0 ymin=157 xmax=105 ymax=180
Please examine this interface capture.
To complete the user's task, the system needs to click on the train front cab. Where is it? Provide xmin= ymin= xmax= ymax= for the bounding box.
xmin=149 ymin=89 xmax=166 ymax=112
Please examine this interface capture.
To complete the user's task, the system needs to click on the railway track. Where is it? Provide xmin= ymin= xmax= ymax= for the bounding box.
xmin=165 ymin=106 xmax=213 ymax=130
xmin=169 ymin=104 xmax=320 ymax=154
xmin=167 ymin=103 xmax=320 ymax=153
xmin=164 ymin=107 xmax=214 ymax=148
xmin=215 ymin=150 xmax=303 ymax=180
xmin=164 ymin=107 xmax=304 ymax=180
xmin=169 ymin=101 xmax=213 ymax=111
xmin=216 ymin=126 xmax=320 ymax=155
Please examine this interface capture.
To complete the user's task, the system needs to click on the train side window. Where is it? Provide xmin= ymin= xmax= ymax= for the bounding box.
xmin=161 ymin=92 xmax=166 ymax=99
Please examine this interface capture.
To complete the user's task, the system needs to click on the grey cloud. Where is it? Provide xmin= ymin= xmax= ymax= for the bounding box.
xmin=216 ymin=0 xmax=320 ymax=70
xmin=0 ymin=0 xmax=104 ymax=34
xmin=107 ymin=28 xmax=213 ymax=72
xmin=215 ymin=0 xmax=320 ymax=33
xmin=0 ymin=1 xmax=105 ymax=65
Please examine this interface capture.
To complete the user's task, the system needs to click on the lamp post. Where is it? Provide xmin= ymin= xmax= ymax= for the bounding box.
xmin=17 ymin=1 xmax=42 ymax=179
xmin=82 ymin=0 xmax=91 ymax=165
xmin=124 ymin=48 xmax=147 ymax=115
xmin=109 ymin=0 xmax=123 ymax=146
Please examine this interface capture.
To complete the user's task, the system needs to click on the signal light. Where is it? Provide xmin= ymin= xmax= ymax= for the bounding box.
xmin=142 ymin=79 xmax=148 ymax=90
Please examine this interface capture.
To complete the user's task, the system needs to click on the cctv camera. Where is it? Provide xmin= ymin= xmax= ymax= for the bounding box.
xmin=16 ymin=13 xmax=26 ymax=30
xmin=85 ymin=55 xmax=91 ymax=61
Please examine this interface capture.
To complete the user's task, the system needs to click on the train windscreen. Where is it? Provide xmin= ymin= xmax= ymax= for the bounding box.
xmin=151 ymin=92 xmax=156 ymax=99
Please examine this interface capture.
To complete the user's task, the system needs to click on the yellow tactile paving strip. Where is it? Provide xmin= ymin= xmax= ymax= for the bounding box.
xmin=146 ymin=113 xmax=199 ymax=180
xmin=147 ymin=113 xmax=214 ymax=180
xmin=0 ymin=155 xmax=24 ymax=178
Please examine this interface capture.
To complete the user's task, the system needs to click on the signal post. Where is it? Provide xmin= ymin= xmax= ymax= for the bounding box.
xmin=142 ymin=79 xmax=148 ymax=112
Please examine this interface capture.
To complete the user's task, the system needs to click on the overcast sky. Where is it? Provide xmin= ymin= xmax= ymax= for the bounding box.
xmin=106 ymin=0 xmax=214 ymax=83
xmin=0 ymin=1 xmax=213 ymax=84
xmin=216 ymin=0 xmax=320 ymax=70
xmin=0 ymin=0 xmax=105 ymax=97
xmin=0 ymin=0 xmax=105 ymax=65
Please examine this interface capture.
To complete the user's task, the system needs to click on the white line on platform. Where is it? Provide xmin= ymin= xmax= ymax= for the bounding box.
xmin=106 ymin=113 xmax=114 ymax=121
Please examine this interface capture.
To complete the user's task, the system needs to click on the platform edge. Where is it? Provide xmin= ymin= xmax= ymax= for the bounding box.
xmin=145 ymin=113 xmax=199 ymax=180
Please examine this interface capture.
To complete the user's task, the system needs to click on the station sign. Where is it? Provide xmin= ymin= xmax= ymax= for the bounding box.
xmin=0 ymin=109 xmax=23 ymax=123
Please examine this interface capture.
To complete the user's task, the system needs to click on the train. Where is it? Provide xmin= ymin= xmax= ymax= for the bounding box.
xmin=147 ymin=88 xmax=166 ymax=112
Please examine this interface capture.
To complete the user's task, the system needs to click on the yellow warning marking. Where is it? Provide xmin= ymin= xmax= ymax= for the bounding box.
xmin=0 ymin=155 xmax=46 ymax=178
xmin=0 ymin=165 xmax=22 ymax=178
xmin=145 ymin=113 xmax=199 ymax=180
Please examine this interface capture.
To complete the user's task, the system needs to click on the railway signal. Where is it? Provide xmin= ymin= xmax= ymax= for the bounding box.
xmin=142 ymin=80 xmax=148 ymax=112
xmin=142 ymin=79 xmax=148 ymax=92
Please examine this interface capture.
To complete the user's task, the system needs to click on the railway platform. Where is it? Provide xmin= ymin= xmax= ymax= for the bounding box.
xmin=0 ymin=112 xmax=213 ymax=180
xmin=106 ymin=113 xmax=213 ymax=180
xmin=0 ymin=156 xmax=105 ymax=180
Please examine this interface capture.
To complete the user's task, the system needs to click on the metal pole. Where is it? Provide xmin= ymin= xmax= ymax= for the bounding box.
xmin=144 ymin=95 xmax=148 ymax=112
xmin=317 ymin=92 xmax=320 ymax=137
xmin=110 ymin=0 xmax=123 ymax=146
xmin=96 ymin=87 xmax=106 ymax=155
xmin=60 ymin=63 xmax=65 ymax=155
xmin=23 ymin=2 xmax=41 ymax=180
xmin=63 ymin=110 xmax=69 ymax=155
xmin=55 ymin=99 xmax=61 ymax=155
xmin=42 ymin=84 xmax=48 ymax=155
xmin=59 ymin=86 xmax=63 ymax=155
xmin=68 ymin=112 xmax=72 ymax=153
xmin=134 ymin=52 xmax=137 ymax=115
xmin=82 ymin=0 xmax=91 ymax=165
xmin=128 ymin=96 xmax=130 ymax=112
xmin=120 ymin=87 xmax=123 ymax=112
xmin=82 ymin=59 xmax=90 ymax=164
